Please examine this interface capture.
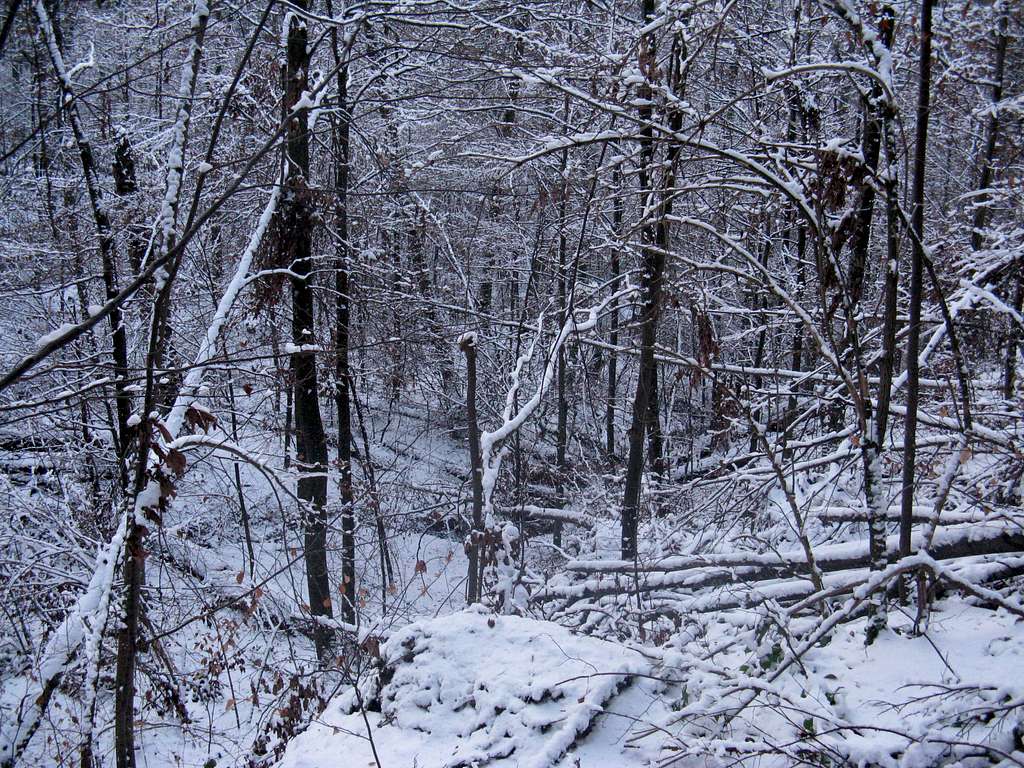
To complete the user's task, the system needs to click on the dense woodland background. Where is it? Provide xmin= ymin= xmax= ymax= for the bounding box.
xmin=0 ymin=0 xmax=1022 ymax=765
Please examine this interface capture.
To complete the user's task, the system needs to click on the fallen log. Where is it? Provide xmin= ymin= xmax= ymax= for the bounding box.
xmin=564 ymin=522 xmax=1023 ymax=575
xmin=814 ymin=508 xmax=1023 ymax=526
xmin=455 ymin=501 xmax=596 ymax=530
xmin=534 ymin=523 xmax=1024 ymax=602
xmin=516 ymin=504 xmax=594 ymax=529
xmin=556 ymin=554 xmax=1024 ymax=619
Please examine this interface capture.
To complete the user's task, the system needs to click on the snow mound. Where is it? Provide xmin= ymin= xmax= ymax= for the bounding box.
xmin=279 ymin=608 xmax=651 ymax=768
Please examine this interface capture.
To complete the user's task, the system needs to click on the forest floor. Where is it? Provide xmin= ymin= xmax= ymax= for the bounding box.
xmin=279 ymin=600 xmax=1024 ymax=768
xmin=2 ymin=392 xmax=1022 ymax=768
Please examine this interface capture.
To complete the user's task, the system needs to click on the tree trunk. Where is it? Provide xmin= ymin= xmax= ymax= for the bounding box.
xmin=461 ymin=335 xmax=484 ymax=603
xmin=863 ymin=137 xmax=901 ymax=641
xmin=328 ymin=0 xmax=357 ymax=625
xmin=36 ymin=0 xmax=132 ymax=490
xmin=113 ymin=130 xmax=146 ymax=281
xmin=965 ymin=8 xmax=1014 ymax=398
xmin=285 ymin=2 xmax=333 ymax=662
xmin=227 ymin=377 xmax=256 ymax=577
xmin=970 ymin=10 xmax=1007 ymax=253
xmin=845 ymin=8 xmax=891 ymax=312
xmin=348 ymin=375 xmax=394 ymax=602
xmin=900 ymin=0 xmax=934 ymax=569
xmin=749 ymin=239 xmax=771 ymax=453
xmin=860 ymin=7 xmax=897 ymax=639
xmin=621 ymin=10 xmax=684 ymax=559
xmin=1005 ymin=270 xmax=1022 ymax=399
xmin=555 ymin=144 xmax=569 ymax=549
xmin=606 ymin=162 xmax=623 ymax=458
xmin=113 ymin=508 xmax=144 ymax=768
xmin=284 ymin=357 xmax=293 ymax=469
xmin=646 ymin=361 xmax=664 ymax=476
xmin=782 ymin=76 xmax=808 ymax=443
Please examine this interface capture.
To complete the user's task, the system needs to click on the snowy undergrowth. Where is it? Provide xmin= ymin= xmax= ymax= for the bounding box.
xmin=280 ymin=608 xmax=656 ymax=768
xmin=645 ymin=599 xmax=1024 ymax=767
xmin=0 ymin=395 xmax=477 ymax=767
xmin=3 ymin=388 xmax=1022 ymax=768
xmin=277 ymin=599 xmax=1024 ymax=768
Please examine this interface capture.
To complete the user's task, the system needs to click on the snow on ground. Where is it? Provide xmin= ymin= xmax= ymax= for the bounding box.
xmin=279 ymin=599 xmax=1024 ymax=768
xmin=279 ymin=608 xmax=657 ymax=768
xmin=4 ymin=387 xmax=1022 ymax=768
xmin=803 ymin=602 xmax=1024 ymax=766
xmin=640 ymin=598 xmax=1024 ymax=767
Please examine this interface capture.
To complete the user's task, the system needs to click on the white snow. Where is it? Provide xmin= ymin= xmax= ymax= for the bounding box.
xmin=282 ymin=343 xmax=323 ymax=354
xmin=280 ymin=609 xmax=651 ymax=768
xmin=35 ymin=323 xmax=76 ymax=349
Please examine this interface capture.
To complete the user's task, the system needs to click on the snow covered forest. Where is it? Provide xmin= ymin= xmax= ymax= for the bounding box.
xmin=0 ymin=0 xmax=1022 ymax=763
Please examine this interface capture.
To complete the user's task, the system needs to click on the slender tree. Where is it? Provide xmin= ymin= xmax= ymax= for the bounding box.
xmin=284 ymin=0 xmax=333 ymax=661
xmin=900 ymin=0 xmax=935 ymax=569
xmin=328 ymin=0 xmax=357 ymax=625
xmin=622 ymin=9 xmax=684 ymax=559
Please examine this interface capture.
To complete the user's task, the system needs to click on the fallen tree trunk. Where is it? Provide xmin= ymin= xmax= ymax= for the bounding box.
xmin=534 ymin=523 xmax=1024 ymax=602
xmin=558 ymin=554 xmax=1024 ymax=619
xmin=814 ymin=508 xmax=1023 ymax=526
xmin=517 ymin=504 xmax=594 ymax=530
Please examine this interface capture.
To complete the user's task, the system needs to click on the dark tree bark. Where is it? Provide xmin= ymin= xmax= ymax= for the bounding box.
xmin=328 ymin=0 xmax=357 ymax=625
xmin=606 ymin=162 xmax=623 ymax=458
xmin=461 ymin=334 xmax=484 ymax=603
xmin=285 ymin=2 xmax=333 ymax=662
xmin=283 ymin=357 xmax=294 ymax=469
xmin=621 ymin=11 xmax=684 ymax=559
xmin=113 ymin=512 xmax=144 ymax=768
xmin=555 ymin=143 xmax=569 ymax=549
xmin=845 ymin=6 xmax=893 ymax=311
xmin=646 ymin=361 xmax=664 ymax=476
xmin=113 ymin=131 xmax=147 ymax=282
xmin=900 ymin=0 xmax=935 ymax=564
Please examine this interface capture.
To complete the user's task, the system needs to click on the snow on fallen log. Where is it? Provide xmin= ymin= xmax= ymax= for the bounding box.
xmin=563 ymin=554 xmax=1024 ymax=620
xmin=278 ymin=609 xmax=649 ymax=768
xmin=814 ymin=506 xmax=1024 ymax=526
xmin=457 ymin=502 xmax=595 ymax=529
xmin=535 ymin=522 xmax=1024 ymax=602
xmin=564 ymin=521 xmax=1024 ymax=575
xmin=515 ymin=504 xmax=594 ymax=529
